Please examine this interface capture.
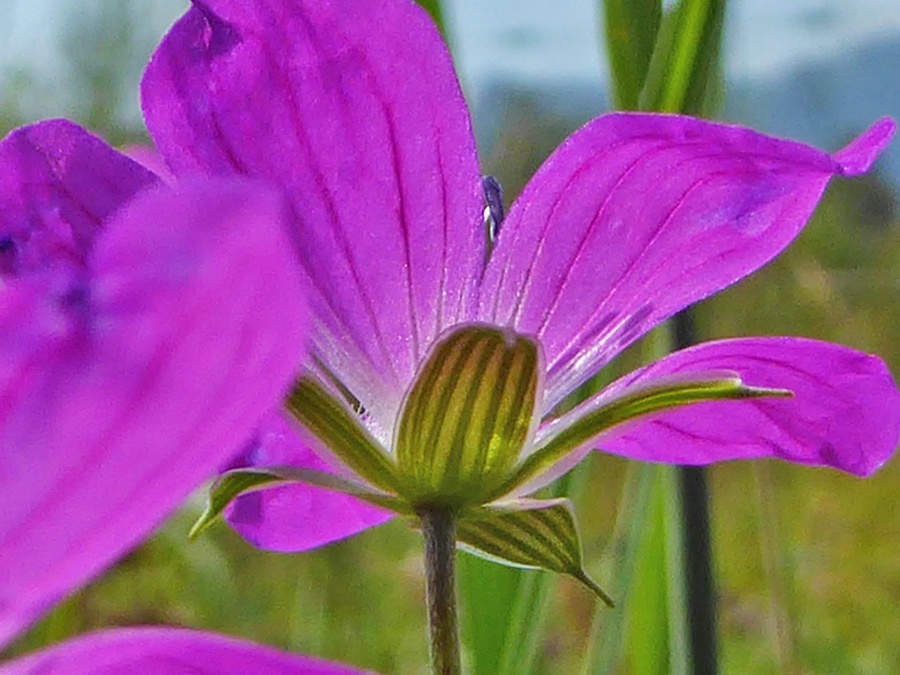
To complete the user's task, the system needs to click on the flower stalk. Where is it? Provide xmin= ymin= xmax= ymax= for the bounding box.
xmin=421 ymin=508 xmax=461 ymax=675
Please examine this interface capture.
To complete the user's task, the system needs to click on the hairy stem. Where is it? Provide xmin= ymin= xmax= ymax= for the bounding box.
xmin=421 ymin=508 xmax=461 ymax=675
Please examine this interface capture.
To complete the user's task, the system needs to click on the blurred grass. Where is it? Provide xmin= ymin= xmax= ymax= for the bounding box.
xmin=3 ymin=3 xmax=900 ymax=673
xmin=9 ymin=510 xmax=430 ymax=673
xmin=698 ymin=172 xmax=900 ymax=675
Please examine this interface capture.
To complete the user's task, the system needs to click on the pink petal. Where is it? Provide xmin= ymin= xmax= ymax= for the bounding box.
xmin=565 ymin=338 xmax=899 ymax=478
xmin=142 ymin=0 xmax=485 ymax=432
xmin=225 ymin=412 xmax=394 ymax=552
xmin=478 ymin=114 xmax=896 ymax=411
xmin=0 ymin=179 xmax=307 ymax=647
xmin=0 ymin=628 xmax=375 ymax=674
xmin=0 ymin=120 xmax=157 ymax=276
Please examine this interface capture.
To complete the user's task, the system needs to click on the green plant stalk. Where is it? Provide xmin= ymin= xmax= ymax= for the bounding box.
xmin=421 ymin=508 xmax=461 ymax=675
xmin=662 ymin=465 xmax=692 ymax=675
xmin=582 ymin=461 xmax=657 ymax=674
xmin=598 ymin=0 xmax=727 ymax=672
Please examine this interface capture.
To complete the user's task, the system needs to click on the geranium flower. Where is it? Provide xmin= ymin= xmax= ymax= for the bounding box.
xmin=141 ymin=0 xmax=900 ymax=590
xmin=0 ymin=120 xmax=372 ymax=674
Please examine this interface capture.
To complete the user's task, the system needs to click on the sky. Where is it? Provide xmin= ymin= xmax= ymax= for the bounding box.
xmin=450 ymin=0 xmax=900 ymax=87
xmin=4 ymin=0 xmax=900 ymax=90
xmin=1 ymin=0 xmax=899 ymax=183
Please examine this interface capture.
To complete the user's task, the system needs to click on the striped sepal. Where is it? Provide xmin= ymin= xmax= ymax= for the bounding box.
xmin=286 ymin=375 xmax=401 ymax=493
xmin=457 ymin=498 xmax=613 ymax=606
xmin=189 ymin=466 xmax=410 ymax=540
xmin=396 ymin=325 xmax=541 ymax=509
xmin=501 ymin=374 xmax=791 ymax=495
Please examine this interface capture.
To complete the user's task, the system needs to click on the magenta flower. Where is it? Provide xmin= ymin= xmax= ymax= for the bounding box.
xmin=1 ymin=630 xmax=372 ymax=675
xmin=0 ymin=120 xmax=371 ymax=674
xmin=141 ymin=0 xmax=899 ymax=588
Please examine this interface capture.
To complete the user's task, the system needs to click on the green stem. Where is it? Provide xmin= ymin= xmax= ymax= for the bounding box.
xmin=421 ymin=508 xmax=461 ymax=675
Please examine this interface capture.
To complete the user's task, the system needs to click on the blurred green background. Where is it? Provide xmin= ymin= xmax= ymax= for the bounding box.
xmin=2 ymin=1 xmax=899 ymax=673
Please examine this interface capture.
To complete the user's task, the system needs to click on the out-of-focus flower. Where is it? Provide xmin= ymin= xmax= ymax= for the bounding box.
xmin=0 ymin=120 xmax=371 ymax=674
xmin=1 ymin=629 xmax=373 ymax=675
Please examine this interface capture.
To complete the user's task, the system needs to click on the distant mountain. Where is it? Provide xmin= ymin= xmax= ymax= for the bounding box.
xmin=726 ymin=35 xmax=900 ymax=185
xmin=470 ymin=33 xmax=900 ymax=189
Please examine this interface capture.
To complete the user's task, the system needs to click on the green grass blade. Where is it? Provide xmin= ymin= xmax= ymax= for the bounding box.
xmin=639 ymin=0 xmax=725 ymax=114
xmin=662 ymin=465 xmax=692 ymax=675
xmin=602 ymin=0 xmax=663 ymax=110
xmin=458 ymin=555 xmax=523 ymax=674
xmin=582 ymin=461 xmax=656 ymax=673
xmin=590 ymin=0 xmax=727 ymax=665
xmin=584 ymin=465 xmax=693 ymax=675
xmin=494 ymin=569 xmax=555 ymax=675
xmin=626 ymin=470 xmax=672 ymax=675
xmin=415 ymin=0 xmax=447 ymax=38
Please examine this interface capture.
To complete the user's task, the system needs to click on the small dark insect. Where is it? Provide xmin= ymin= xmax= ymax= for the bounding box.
xmin=482 ymin=175 xmax=505 ymax=244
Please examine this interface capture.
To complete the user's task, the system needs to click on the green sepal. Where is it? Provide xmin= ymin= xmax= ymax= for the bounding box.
xmin=500 ymin=376 xmax=791 ymax=496
xmin=285 ymin=375 xmax=401 ymax=494
xmin=396 ymin=325 xmax=540 ymax=509
xmin=189 ymin=466 xmax=411 ymax=540
xmin=189 ymin=470 xmax=282 ymax=540
xmin=457 ymin=498 xmax=614 ymax=606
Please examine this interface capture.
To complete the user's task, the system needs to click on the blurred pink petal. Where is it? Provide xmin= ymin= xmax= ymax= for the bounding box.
xmin=0 ymin=167 xmax=306 ymax=645
xmin=0 ymin=628 xmax=375 ymax=674
xmin=226 ymin=412 xmax=394 ymax=552
xmin=479 ymin=115 xmax=896 ymax=411
xmin=0 ymin=120 xmax=157 ymax=276
xmin=142 ymin=0 xmax=485 ymax=432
